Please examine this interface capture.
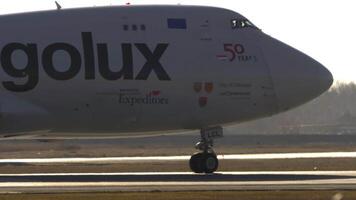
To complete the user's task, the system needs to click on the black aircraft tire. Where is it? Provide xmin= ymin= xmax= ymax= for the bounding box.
xmin=202 ymin=153 xmax=219 ymax=173
xmin=189 ymin=153 xmax=204 ymax=173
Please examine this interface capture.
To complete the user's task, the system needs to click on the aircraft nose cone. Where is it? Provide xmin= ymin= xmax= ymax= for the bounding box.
xmin=318 ymin=64 xmax=334 ymax=93
xmin=259 ymin=34 xmax=333 ymax=112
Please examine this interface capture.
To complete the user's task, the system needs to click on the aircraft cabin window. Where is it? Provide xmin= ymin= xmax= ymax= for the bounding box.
xmin=140 ymin=24 xmax=146 ymax=31
xmin=123 ymin=24 xmax=146 ymax=31
xmin=123 ymin=24 xmax=129 ymax=31
xmin=231 ymin=19 xmax=257 ymax=29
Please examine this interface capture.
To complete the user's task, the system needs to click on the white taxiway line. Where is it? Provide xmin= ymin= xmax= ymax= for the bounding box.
xmin=1 ymin=171 xmax=356 ymax=176
xmin=0 ymin=152 xmax=356 ymax=164
xmin=1 ymin=171 xmax=356 ymax=192
xmin=1 ymin=179 xmax=356 ymax=187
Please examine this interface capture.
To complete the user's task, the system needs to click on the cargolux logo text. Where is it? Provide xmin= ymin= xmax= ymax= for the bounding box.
xmin=0 ymin=32 xmax=171 ymax=92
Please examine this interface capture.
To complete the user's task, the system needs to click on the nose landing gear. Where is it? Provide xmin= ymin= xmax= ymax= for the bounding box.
xmin=189 ymin=126 xmax=223 ymax=173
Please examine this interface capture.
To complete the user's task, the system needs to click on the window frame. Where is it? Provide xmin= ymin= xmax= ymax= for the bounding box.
xmin=231 ymin=19 xmax=258 ymax=29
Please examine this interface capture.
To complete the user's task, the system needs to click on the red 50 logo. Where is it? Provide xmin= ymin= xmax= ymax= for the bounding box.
xmin=223 ymin=43 xmax=245 ymax=62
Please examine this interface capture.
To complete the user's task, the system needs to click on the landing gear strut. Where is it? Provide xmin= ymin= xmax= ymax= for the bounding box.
xmin=190 ymin=126 xmax=223 ymax=173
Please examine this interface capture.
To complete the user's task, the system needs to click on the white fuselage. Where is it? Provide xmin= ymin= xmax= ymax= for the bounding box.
xmin=0 ymin=5 xmax=332 ymax=133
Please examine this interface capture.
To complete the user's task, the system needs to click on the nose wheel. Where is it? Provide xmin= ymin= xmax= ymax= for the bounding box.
xmin=190 ymin=152 xmax=219 ymax=173
xmin=189 ymin=126 xmax=223 ymax=173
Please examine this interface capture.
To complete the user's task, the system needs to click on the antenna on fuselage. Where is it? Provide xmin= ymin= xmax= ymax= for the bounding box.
xmin=55 ymin=1 xmax=62 ymax=10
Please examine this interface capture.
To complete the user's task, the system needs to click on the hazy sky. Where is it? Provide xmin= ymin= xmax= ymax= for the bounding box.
xmin=0 ymin=0 xmax=355 ymax=82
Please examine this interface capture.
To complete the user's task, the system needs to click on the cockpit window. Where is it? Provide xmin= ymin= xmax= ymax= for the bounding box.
xmin=231 ymin=19 xmax=258 ymax=29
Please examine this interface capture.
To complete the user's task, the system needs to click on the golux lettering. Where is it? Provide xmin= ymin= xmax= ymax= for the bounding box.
xmin=0 ymin=32 xmax=171 ymax=92
xmin=118 ymin=90 xmax=168 ymax=106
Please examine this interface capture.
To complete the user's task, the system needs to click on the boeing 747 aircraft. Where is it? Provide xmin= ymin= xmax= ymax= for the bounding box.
xmin=0 ymin=5 xmax=333 ymax=173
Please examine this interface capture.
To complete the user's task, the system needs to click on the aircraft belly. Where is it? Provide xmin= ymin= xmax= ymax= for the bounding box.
xmin=0 ymin=92 xmax=52 ymax=134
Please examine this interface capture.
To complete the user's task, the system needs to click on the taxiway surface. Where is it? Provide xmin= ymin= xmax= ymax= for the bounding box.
xmin=1 ymin=153 xmax=356 ymax=193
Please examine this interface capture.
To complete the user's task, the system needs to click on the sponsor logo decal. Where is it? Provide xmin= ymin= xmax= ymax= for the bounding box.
xmin=217 ymin=43 xmax=257 ymax=62
xmin=218 ymin=82 xmax=251 ymax=99
xmin=199 ymin=96 xmax=208 ymax=107
xmin=219 ymin=82 xmax=251 ymax=88
xmin=220 ymin=91 xmax=250 ymax=97
xmin=98 ymin=89 xmax=168 ymax=106
xmin=118 ymin=89 xmax=168 ymax=106
xmin=204 ymin=82 xmax=214 ymax=93
xmin=0 ymin=32 xmax=171 ymax=92
xmin=194 ymin=82 xmax=214 ymax=107
xmin=216 ymin=54 xmax=228 ymax=60
xmin=193 ymin=82 xmax=202 ymax=93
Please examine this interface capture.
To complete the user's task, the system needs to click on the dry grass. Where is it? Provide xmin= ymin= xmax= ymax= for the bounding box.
xmin=0 ymin=191 xmax=355 ymax=200
xmin=1 ymin=158 xmax=356 ymax=173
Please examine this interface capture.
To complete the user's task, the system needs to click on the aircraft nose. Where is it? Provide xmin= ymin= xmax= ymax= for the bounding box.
xmin=259 ymin=35 xmax=333 ymax=112
xmin=318 ymin=64 xmax=334 ymax=93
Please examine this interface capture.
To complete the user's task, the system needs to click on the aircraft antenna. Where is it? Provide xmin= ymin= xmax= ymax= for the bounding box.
xmin=55 ymin=1 xmax=62 ymax=10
